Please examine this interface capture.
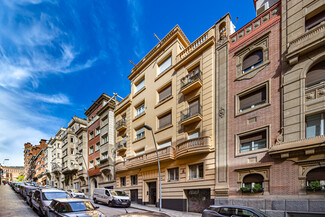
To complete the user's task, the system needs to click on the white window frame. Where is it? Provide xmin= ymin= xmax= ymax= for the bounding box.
xmin=135 ymin=79 xmax=145 ymax=93
xmin=136 ymin=103 xmax=145 ymax=117
xmin=89 ymin=146 xmax=94 ymax=154
xmin=168 ymin=167 xmax=179 ymax=182
xmin=135 ymin=127 xmax=145 ymax=140
xmin=189 ymin=163 xmax=204 ymax=180
xmin=306 ymin=112 xmax=325 ymax=138
xmin=96 ymin=158 xmax=100 ymax=166
xmin=158 ymin=56 xmax=172 ymax=75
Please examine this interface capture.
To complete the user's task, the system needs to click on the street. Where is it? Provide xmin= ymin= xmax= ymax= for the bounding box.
xmin=0 ymin=184 xmax=145 ymax=217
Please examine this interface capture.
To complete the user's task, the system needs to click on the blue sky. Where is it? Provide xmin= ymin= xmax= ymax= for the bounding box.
xmin=0 ymin=0 xmax=256 ymax=166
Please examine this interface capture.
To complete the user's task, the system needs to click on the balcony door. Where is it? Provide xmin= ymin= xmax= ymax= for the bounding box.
xmin=189 ymin=99 xmax=200 ymax=116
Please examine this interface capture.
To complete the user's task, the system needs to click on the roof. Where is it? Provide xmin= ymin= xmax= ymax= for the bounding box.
xmin=84 ymin=93 xmax=113 ymax=116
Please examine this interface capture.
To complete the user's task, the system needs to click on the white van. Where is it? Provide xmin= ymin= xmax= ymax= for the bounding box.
xmin=93 ymin=188 xmax=131 ymax=207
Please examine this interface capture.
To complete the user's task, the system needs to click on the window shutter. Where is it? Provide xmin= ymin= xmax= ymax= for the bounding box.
xmin=189 ymin=99 xmax=200 ymax=115
xmin=159 ymin=85 xmax=172 ymax=102
xmin=243 ymin=174 xmax=264 ymax=183
xmin=159 ymin=113 xmax=171 ymax=129
xmin=305 ymin=10 xmax=325 ymax=31
xmin=305 ymin=61 xmax=325 ymax=87
xmin=242 ymin=50 xmax=263 ymax=71
xmin=240 ymin=87 xmax=266 ymax=110
xmin=240 ymin=131 xmax=266 ymax=144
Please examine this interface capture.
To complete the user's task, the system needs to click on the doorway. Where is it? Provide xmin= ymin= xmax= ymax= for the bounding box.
xmin=130 ymin=189 xmax=138 ymax=203
xmin=186 ymin=188 xmax=210 ymax=213
xmin=148 ymin=182 xmax=157 ymax=205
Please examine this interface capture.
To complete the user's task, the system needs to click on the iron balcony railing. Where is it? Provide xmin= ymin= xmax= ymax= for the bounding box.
xmin=117 ymin=141 xmax=127 ymax=150
xmin=181 ymin=70 xmax=202 ymax=88
xmin=116 ymin=119 xmax=127 ymax=129
xmin=181 ymin=105 xmax=202 ymax=122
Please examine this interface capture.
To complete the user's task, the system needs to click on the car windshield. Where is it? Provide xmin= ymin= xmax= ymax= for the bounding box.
xmin=59 ymin=201 xmax=95 ymax=212
xmin=110 ymin=190 xmax=127 ymax=196
xmin=42 ymin=192 xmax=70 ymax=200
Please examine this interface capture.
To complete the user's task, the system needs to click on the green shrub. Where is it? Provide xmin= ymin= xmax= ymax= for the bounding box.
xmin=240 ymin=186 xmax=251 ymax=192
xmin=309 ymin=180 xmax=322 ymax=191
xmin=252 ymin=183 xmax=263 ymax=193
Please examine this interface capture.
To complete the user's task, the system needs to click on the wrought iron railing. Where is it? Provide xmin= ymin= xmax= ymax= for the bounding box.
xmin=181 ymin=106 xmax=202 ymax=122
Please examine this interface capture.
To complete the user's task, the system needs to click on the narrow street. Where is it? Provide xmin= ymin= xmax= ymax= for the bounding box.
xmin=0 ymin=184 xmax=146 ymax=217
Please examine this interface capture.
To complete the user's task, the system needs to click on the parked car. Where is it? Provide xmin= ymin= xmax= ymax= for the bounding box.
xmin=66 ymin=189 xmax=86 ymax=198
xmin=93 ymin=188 xmax=131 ymax=208
xmin=31 ymin=188 xmax=71 ymax=217
xmin=202 ymin=205 xmax=270 ymax=217
xmin=119 ymin=212 xmax=169 ymax=217
xmin=47 ymin=198 xmax=105 ymax=217
xmin=22 ymin=185 xmax=38 ymax=206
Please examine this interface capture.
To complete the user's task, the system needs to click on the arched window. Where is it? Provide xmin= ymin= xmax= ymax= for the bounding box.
xmin=305 ymin=61 xmax=325 ymax=87
xmin=242 ymin=173 xmax=264 ymax=193
xmin=242 ymin=49 xmax=263 ymax=73
xmin=306 ymin=167 xmax=325 ymax=192
xmin=219 ymin=22 xmax=226 ymax=40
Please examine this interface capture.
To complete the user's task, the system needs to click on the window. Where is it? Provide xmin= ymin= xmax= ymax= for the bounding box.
xmin=242 ymin=49 xmax=263 ymax=73
xmin=70 ymin=148 xmax=74 ymax=155
xmin=57 ymin=153 xmax=60 ymax=158
xmin=70 ymin=161 xmax=74 ymax=166
xmin=57 ymin=143 xmax=60 ymax=148
xmin=158 ymin=112 xmax=172 ymax=129
xmin=102 ymin=135 xmax=108 ymax=144
xmin=242 ymin=174 xmax=264 ymax=193
xmin=305 ymin=9 xmax=325 ymax=31
xmin=120 ymin=177 xmax=126 ymax=186
xmin=135 ymin=78 xmax=145 ymax=93
xmin=158 ymin=84 xmax=172 ymax=102
xmin=79 ymin=163 xmax=83 ymax=171
xmin=95 ymin=142 xmax=100 ymax=151
xmin=158 ymin=140 xmax=171 ymax=149
xmin=306 ymin=113 xmax=325 ymax=138
xmin=188 ymin=131 xmax=200 ymax=139
xmin=136 ymin=103 xmax=145 ymax=117
xmin=306 ymin=167 xmax=325 ymax=191
xmin=135 ymin=127 xmax=145 ymax=140
xmin=96 ymin=158 xmax=100 ymax=166
xmin=158 ymin=56 xmax=172 ymax=75
xmin=188 ymin=99 xmax=200 ymax=116
xmin=89 ymin=160 xmax=94 ymax=169
xmin=96 ymin=127 xmax=100 ymax=136
xmin=89 ymin=131 xmax=94 ymax=140
xmin=101 ymin=152 xmax=108 ymax=159
xmin=239 ymin=86 xmax=267 ymax=112
xmin=131 ymin=175 xmax=138 ymax=185
xmin=239 ymin=131 xmax=267 ymax=153
xmin=70 ymin=137 xmax=74 ymax=143
xmin=135 ymin=149 xmax=145 ymax=156
xmin=305 ymin=61 xmax=325 ymax=87
xmin=189 ymin=163 xmax=203 ymax=180
xmin=168 ymin=168 xmax=179 ymax=182
xmin=89 ymin=146 xmax=94 ymax=155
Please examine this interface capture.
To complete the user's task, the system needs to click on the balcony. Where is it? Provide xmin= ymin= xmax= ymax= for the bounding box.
xmin=115 ymin=160 xmax=128 ymax=172
xmin=180 ymin=106 xmax=202 ymax=125
xmin=116 ymin=119 xmax=127 ymax=132
xmin=62 ymin=165 xmax=78 ymax=175
xmin=181 ymin=71 xmax=202 ymax=95
xmin=99 ymin=157 xmax=112 ymax=169
xmin=116 ymin=141 xmax=127 ymax=152
xmin=176 ymin=136 xmax=212 ymax=159
xmin=125 ymin=146 xmax=174 ymax=170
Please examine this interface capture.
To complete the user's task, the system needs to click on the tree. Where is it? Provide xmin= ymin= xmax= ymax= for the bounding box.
xmin=17 ymin=175 xmax=24 ymax=182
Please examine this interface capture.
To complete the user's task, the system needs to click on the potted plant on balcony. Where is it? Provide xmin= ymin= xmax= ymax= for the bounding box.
xmin=306 ymin=180 xmax=322 ymax=192
xmin=240 ymin=186 xmax=251 ymax=193
xmin=252 ymin=183 xmax=263 ymax=193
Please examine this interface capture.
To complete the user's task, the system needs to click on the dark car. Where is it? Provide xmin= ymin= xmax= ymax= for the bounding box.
xmin=202 ymin=205 xmax=270 ymax=217
xmin=47 ymin=198 xmax=105 ymax=217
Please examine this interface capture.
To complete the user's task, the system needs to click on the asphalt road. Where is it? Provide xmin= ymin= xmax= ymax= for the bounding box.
xmin=0 ymin=184 xmax=144 ymax=217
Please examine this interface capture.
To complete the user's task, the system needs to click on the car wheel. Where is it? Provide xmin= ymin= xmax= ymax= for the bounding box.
xmin=108 ymin=201 xmax=112 ymax=207
xmin=38 ymin=208 xmax=44 ymax=217
xmin=93 ymin=198 xmax=97 ymax=204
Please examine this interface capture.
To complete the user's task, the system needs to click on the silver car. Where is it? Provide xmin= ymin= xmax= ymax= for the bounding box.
xmin=48 ymin=198 xmax=105 ymax=217
xmin=202 ymin=205 xmax=270 ymax=217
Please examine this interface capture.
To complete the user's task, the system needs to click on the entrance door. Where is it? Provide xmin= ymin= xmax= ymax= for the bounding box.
xmin=130 ymin=189 xmax=138 ymax=202
xmin=186 ymin=189 xmax=210 ymax=213
xmin=148 ymin=182 xmax=157 ymax=205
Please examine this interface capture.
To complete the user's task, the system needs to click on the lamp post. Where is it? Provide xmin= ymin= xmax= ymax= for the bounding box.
xmin=75 ymin=153 xmax=90 ymax=199
xmin=144 ymin=125 xmax=162 ymax=211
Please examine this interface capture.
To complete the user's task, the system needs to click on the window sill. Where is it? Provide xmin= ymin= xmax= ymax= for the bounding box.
xmin=133 ymin=112 xmax=146 ymax=122
xmin=155 ymin=96 xmax=173 ymax=109
xmin=235 ymin=147 xmax=268 ymax=157
xmin=155 ymin=124 xmax=173 ymax=134
xmin=133 ymin=87 xmax=146 ymax=99
xmin=236 ymin=60 xmax=270 ymax=81
xmin=235 ymin=103 xmax=270 ymax=117
xmin=133 ymin=136 xmax=146 ymax=144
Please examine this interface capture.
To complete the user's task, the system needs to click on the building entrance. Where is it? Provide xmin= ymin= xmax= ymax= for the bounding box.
xmin=130 ymin=189 xmax=138 ymax=202
xmin=185 ymin=188 xmax=210 ymax=213
xmin=148 ymin=182 xmax=157 ymax=205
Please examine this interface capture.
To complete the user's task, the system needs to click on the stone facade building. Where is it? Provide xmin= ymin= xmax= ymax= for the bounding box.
xmin=50 ymin=128 xmax=65 ymax=188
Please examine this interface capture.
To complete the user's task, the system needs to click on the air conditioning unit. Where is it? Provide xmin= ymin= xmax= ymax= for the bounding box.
xmin=257 ymin=2 xmax=269 ymax=16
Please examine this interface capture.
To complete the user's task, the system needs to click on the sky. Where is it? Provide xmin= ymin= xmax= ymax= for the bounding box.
xmin=0 ymin=0 xmax=256 ymax=166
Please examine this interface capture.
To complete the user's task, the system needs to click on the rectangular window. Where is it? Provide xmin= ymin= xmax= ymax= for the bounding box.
xmin=96 ymin=127 xmax=100 ymax=136
xmin=239 ymin=131 xmax=267 ymax=153
xmin=101 ymin=152 xmax=108 ymax=159
xmin=158 ymin=56 xmax=172 ymax=75
xmin=306 ymin=113 xmax=325 ymax=138
xmin=135 ymin=149 xmax=145 ymax=156
xmin=136 ymin=103 xmax=145 ymax=117
xmin=239 ymin=86 xmax=266 ymax=112
xmin=131 ymin=175 xmax=138 ymax=185
xmin=70 ymin=148 xmax=74 ymax=155
xmin=135 ymin=127 xmax=145 ymax=140
xmin=96 ymin=158 xmax=100 ymax=166
xmin=120 ymin=177 xmax=126 ymax=186
xmin=89 ymin=146 xmax=94 ymax=155
xmin=158 ymin=85 xmax=172 ymax=102
xmin=57 ymin=144 xmax=60 ymax=148
xmin=70 ymin=137 xmax=74 ymax=143
xmin=189 ymin=163 xmax=203 ymax=180
xmin=305 ymin=9 xmax=325 ymax=31
xmin=89 ymin=131 xmax=94 ymax=140
xmin=135 ymin=78 xmax=145 ymax=93
xmin=95 ymin=142 xmax=100 ymax=151
xmin=168 ymin=168 xmax=179 ymax=182
xmin=158 ymin=140 xmax=171 ymax=149
xmin=102 ymin=135 xmax=108 ymax=144
xmin=89 ymin=160 xmax=94 ymax=169
xmin=57 ymin=153 xmax=60 ymax=158
xmin=188 ymin=131 xmax=200 ymax=139
xmin=188 ymin=99 xmax=200 ymax=116
xmin=158 ymin=112 xmax=172 ymax=129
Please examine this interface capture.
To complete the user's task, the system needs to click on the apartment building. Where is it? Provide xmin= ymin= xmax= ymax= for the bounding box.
xmin=115 ymin=15 xmax=234 ymax=212
xmin=43 ymin=141 xmax=52 ymax=185
xmin=85 ymin=93 xmax=115 ymax=196
xmin=61 ymin=116 xmax=87 ymax=190
xmin=50 ymin=128 xmax=65 ymax=188
xmin=0 ymin=166 xmax=24 ymax=182
xmin=24 ymin=142 xmax=33 ymax=179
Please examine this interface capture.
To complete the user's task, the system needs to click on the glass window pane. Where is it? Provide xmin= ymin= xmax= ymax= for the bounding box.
xmin=306 ymin=114 xmax=321 ymax=138
xmin=159 ymin=56 xmax=172 ymax=75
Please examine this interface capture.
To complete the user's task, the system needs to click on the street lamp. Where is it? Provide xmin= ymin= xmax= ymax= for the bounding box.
xmin=75 ymin=153 xmax=90 ymax=199
xmin=143 ymin=125 xmax=162 ymax=211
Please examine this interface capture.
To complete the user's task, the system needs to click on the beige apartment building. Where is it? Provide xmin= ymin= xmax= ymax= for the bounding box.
xmin=115 ymin=15 xmax=234 ymax=212
xmin=51 ymin=128 xmax=65 ymax=188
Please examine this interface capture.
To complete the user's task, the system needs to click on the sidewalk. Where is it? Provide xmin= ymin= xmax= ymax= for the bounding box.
xmin=131 ymin=203 xmax=202 ymax=217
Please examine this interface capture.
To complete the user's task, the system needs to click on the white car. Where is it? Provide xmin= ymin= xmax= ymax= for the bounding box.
xmin=93 ymin=188 xmax=131 ymax=207
xmin=67 ymin=189 xmax=86 ymax=198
